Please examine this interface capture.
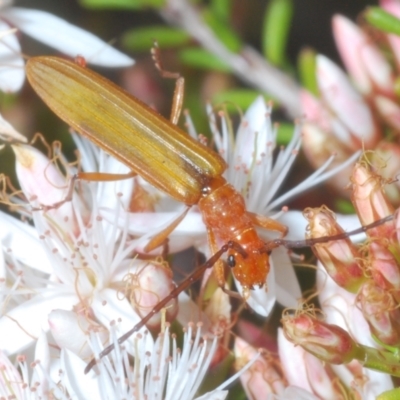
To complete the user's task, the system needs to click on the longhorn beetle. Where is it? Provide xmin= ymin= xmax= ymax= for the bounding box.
xmin=25 ymin=56 xmax=395 ymax=373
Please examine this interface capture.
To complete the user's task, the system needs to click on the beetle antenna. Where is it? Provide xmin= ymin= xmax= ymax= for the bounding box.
xmin=274 ymin=213 xmax=395 ymax=249
xmin=84 ymin=240 xmax=247 ymax=374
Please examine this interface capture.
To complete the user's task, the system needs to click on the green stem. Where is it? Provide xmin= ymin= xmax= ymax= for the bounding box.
xmin=353 ymin=344 xmax=400 ymax=377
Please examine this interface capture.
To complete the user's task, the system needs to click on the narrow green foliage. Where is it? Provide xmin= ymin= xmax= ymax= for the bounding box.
xmin=365 ymin=7 xmax=400 ymax=36
xmin=377 ymin=388 xmax=400 ymax=400
xmin=262 ymin=0 xmax=293 ymax=66
xmin=179 ymin=48 xmax=231 ymax=72
xmin=276 ymin=123 xmax=295 ymax=145
xmin=211 ymin=0 xmax=231 ymax=22
xmin=79 ymin=0 xmax=164 ymax=9
xmin=298 ymin=48 xmax=318 ymax=95
xmin=122 ymin=26 xmax=190 ymax=51
xmin=212 ymin=89 xmax=270 ymax=112
xmin=335 ymin=199 xmax=355 ymax=214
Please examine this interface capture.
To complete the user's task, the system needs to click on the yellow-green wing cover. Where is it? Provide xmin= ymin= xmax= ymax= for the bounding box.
xmin=26 ymin=57 xmax=226 ymax=205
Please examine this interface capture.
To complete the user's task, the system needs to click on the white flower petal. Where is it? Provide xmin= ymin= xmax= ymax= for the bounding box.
xmin=277 ymin=328 xmax=314 ymax=393
xmin=272 ymin=247 xmax=301 ymax=307
xmin=235 ymin=96 xmax=271 ymax=164
xmin=0 ymin=351 xmax=25 ymax=398
xmin=91 ymin=288 xmax=154 ymax=355
xmin=49 ymin=309 xmax=97 ymax=359
xmin=352 ymin=367 xmax=394 ymax=399
xmin=236 ymin=264 xmax=276 ymax=317
xmin=195 ymin=390 xmax=228 ymax=400
xmin=0 ymin=293 xmax=77 ymax=354
xmin=31 ymin=331 xmax=50 ymax=393
xmin=2 ymin=8 xmax=134 ymax=67
xmin=336 ymin=213 xmax=368 ymax=242
xmin=277 ymin=386 xmax=320 ymax=400
xmin=0 ymin=20 xmax=24 ymax=92
xmin=276 ymin=210 xmax=307 ymax=241
xmin=122 ymin=210 xmax=206 ymax=253
xmin=61 ymin=349 xmax=104 ymax=398
xmin=0 ymin=111 xmax=27 ymax=141
xmin=317 ymin=265 xmax=376 ymax=347
xmin=176 ymin=291 xmax=211 ymax=332
xmin=0 ymin=210 xmax=52 ymax=273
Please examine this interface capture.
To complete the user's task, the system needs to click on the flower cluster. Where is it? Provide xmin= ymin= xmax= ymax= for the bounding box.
xmin=278 ymin=159 xmax=399 ymax=398
xmin=301 ymin=0 xmax=400 ymax=205
xmin=2 ymin=1 xmax=400 ymax=399
xmin=0 ymin=91 xmax=318 ymax=399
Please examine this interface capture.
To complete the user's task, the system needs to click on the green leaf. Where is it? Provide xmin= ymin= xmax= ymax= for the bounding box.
xmin=335 ymin=199 xmax=355 ymax=214
xmin=179 ymin=48 xmax=231 ymax=72
xmin=202 ymin=10 xmax=242 ymax=52
xmin=262 ymin=0 xmax=293 ymax=66
xmin=212 ymin=89 xmax=272 ymax=112
xmin=122 ymin=26 xmax=190 ymax=51
xmin=298 ymin=48 xmax=318 ymax=95
xmin=365 ymin=7 xmax=400 ymax=36
xmin=79 ymin=0 xmax=164 ymax=10
xmin=210 ymin=0 xmax=231 ymax=22
xmin=276 ymin=123 xmax=296 ymax=145
xmin=377 ymin=388 xmax=400 ymax=400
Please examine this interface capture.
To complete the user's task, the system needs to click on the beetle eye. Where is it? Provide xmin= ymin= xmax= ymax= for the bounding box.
xmin=227 ymin=255 xmax=236 ymax=268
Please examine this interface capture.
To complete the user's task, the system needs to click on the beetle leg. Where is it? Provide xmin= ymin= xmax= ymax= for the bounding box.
xmin=144 ymin=207 xmax=190 ymax=252
xmin=151 ymin=42 xmax=184 ymax=125
xmin=207 ymin=228 xmax=226 ymax=287
xmin=247 ymin=211 xmax=288 ymax=237
xmin=77 ymin=170 xmax=137 ymax=181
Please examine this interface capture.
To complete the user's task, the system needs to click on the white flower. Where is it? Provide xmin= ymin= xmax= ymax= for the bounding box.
xmin=0 ymin=142 xmax=174 ymax=357
xmin=0 ymin=94 xmax=360 ymax=397
xmin=0 ymin=2 xmax=134 ymax=92
xmin=0 ymin=318 xmax=257 ymax=399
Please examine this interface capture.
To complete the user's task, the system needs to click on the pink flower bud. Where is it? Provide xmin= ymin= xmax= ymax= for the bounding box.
xmin=351 ymin=162 xmax=395 ymax=238
xmin=304 ymin=206 xmax=365 ymax=292
xmin=373 ymin=142 xmax=400 ymax=205
xmin=300 ymin=90 xmax=366 ymax=193
xmin=317 ymin=55 xmax=379 ymax=148
xmin=374 ymin=95 xmax=400 ymax=131
xmin=129 ymin=260 xmax=177 ymax=328
xmin=368 ymin=242 xmax=400 ymax=294
xmin=278 ymin=328 xmax=339 ymax=398
xmin=282 ymin=312 xmax=358 ymax=364
xmin=48 ymin=309 xmax=104 ymax=359
xmin=12 ymin=144 xmax=79 ymax=235
xmin=235 ymin=337 xmax=285 ymax=398
xmin=358 ymin=280 xmax=400 ymax=346
xmin=381 ymin=0 xmax=400 ymax=68
xmin=333 ymin=15 xmax=394 ymax=96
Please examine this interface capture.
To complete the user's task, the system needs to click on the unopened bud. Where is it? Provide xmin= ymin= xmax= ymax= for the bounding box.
xmin=129 ymin=260 xmax=177 ymax=328
xmin=12 ymin=144 xmax=79 ymax=234
xmin=333 ymin=15 xmax=394 ymax=97
xmin=304 ymin=206 xmax=365 ymax=292
xmin=372 ymin=142 xmax=400 ymax=205
xmin=368 ymin=242 xmax=400 ymax=296
xmin=358 ymin=281 xmax=400 ymax=346
xmin=316 ymin=55 xmax=378 ymax=148
xmin=282 ymin=311 xmax=358 ymax=364
xmin=351 ymin=161 xmax=395 ymax=238
xmin=235 ymin=337 xmax=285 ymax=398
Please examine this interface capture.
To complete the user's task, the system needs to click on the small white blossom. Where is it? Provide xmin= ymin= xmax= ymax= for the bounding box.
xmin=0 ymin=1 xmax=134 ymax=92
